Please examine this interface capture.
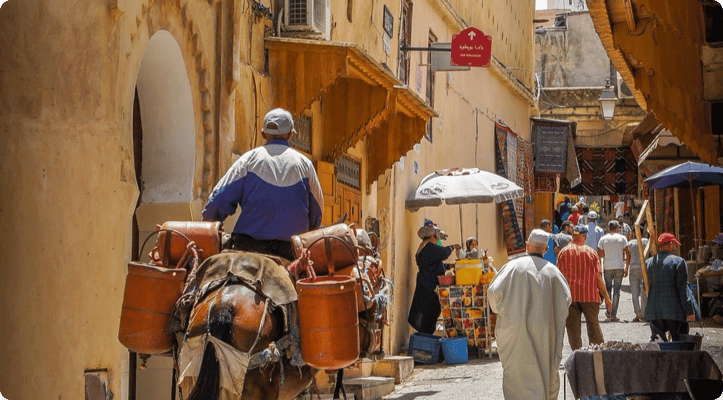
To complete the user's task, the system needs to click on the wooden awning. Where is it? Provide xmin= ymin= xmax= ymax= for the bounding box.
xmin=266 ymin=38 xmax=437 ymax=183
xmin=587 ymin=1 xmax=717 ymax=165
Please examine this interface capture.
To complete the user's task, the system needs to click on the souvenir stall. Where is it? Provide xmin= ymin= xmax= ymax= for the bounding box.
xmin=437 ymin=255 xmax=497 ymax=357
xmin=405 ymin=167 xmax=525 ymax=364
xmin=644 ymin=162 xmax=723 ymax=318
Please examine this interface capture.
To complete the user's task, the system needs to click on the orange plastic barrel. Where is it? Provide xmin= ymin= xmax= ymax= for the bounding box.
xmin=118 ymin=262 xmax=186 ymax=355
xmin=156 ymin=221 xmax=222 ymax=264
xmin=297 ymin=275 xmax=359 ymax=369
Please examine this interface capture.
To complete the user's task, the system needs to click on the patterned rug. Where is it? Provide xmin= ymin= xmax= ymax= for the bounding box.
xmin=495 ymin=123 xmax=526 ymax=255
xmin=560 ymin=147 xmax=637 ymax=195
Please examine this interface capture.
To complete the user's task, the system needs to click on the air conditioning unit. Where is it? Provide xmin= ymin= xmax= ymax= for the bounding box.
xmin=284 ymin=0 xmax=328 ymax=35
xmin=616 ymin=72 xmax=634 ymax=99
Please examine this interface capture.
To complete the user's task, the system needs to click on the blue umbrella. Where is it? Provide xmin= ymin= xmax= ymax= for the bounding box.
xmin=645 ymin=161 xmax=723 ymax=190
xmin=644 ymin=161 xmax=723 ymax=249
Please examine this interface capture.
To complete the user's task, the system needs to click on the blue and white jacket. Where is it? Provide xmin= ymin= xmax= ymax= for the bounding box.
xmin=202 ymin=139 xmax=324 ymax=241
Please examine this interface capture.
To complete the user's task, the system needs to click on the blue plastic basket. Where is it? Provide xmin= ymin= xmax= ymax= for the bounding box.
xmin=441 ymin=337 xmax=468 ymax=364
xmin=659 ymin=341 xmax=696 ymax=351
xmin=408 ymin=333 xmax=443 ymax=364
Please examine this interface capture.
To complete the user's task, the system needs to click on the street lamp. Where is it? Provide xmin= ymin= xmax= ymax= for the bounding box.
xmin=599 ymin=78 xmax=617 ymax=120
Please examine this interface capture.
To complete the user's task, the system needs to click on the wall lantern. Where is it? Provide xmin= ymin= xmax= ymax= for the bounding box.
xmin=599 ymin=78 xmax=618 ymax=120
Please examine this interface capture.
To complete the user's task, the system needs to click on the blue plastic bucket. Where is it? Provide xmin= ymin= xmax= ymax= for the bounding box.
xmin=441 ymin=337 xmax=468 ymax=364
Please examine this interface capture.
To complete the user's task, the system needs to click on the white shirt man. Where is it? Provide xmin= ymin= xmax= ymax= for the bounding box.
xmin=614 ymin=200 xmax=625 ymax=218
xmin=489 ymin=229 xmax=572 ymax=400
xmin=597 ymin=220 xmax=630 ymax=321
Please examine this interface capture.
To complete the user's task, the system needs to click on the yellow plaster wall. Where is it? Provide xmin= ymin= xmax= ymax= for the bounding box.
xmin=447 ymin=0 xmax=535 ymax=88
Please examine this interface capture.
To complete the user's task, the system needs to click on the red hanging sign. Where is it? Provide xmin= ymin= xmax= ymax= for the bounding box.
xmin=451 ymin=27 xmax=492 ymax=67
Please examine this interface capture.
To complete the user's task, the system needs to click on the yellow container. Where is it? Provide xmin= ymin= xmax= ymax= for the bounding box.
xmin=456 ymin=259 xmax=482 ymax=266
xmin=455 ymin=267 xmax=483 ymax=285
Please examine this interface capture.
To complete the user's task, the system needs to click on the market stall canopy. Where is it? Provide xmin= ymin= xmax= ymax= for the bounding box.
xmin=405 ymin=168 xmax=525 ymax=211
xmin=265 ymin=38 xmax=437 ymax=185
xmin=644 ymin=161 xmax=723 ymax=190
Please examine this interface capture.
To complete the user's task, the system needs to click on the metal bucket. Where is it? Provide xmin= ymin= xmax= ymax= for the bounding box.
xmin=118 ymin=262 xmax=186 ymax=355
xmin=297 ymin=275 xmax=359 ymax=369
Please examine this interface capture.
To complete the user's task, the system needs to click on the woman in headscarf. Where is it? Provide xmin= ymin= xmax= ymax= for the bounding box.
xmin=456 ymin=236 xmax=479 ymax=259
xmin=408 ymin=224 xmax=461 ymax=334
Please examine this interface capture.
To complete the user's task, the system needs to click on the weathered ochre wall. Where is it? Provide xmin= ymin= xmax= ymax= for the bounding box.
xmin=0 ymin=0 xmax=259 ymax=398
xmin=1 ymin=1 xmax=539 ymax=396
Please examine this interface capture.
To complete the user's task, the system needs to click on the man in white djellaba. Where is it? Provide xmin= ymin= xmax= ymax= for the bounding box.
xmin=489 ymin=229 xmax=572 ymax=400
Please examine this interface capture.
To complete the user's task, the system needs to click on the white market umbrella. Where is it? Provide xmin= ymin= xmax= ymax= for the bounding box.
xmin=406 ymin=168 xmax=524 ymax=210
xmin=406 ymin=167 xmax=525 ymax=241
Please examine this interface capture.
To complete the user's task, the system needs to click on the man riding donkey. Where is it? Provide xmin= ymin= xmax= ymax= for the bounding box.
xmin=175 ymin=109 xmax=359 ymax=400
xmin=202 ymin=107 xmax=324 ymax=259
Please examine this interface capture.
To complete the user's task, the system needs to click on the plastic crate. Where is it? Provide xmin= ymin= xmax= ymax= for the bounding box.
xmin=408 ymin=333 xmax=443 ymax=364
xmin=659 ymin=341 xmax=696 ymax=351
xmin=441 ymin=337 xmax=468 ymax=364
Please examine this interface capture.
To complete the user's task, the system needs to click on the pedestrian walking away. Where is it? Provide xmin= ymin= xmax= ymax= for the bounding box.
xmin=644 ymin=232 xmax=697 ymax=341
xmin=540 ymin=219 xmax=557 ymax=265
xmin=202 ymin=108 xmax=324 ymax=260
xmin=578 ymin=204 xmax=590 ymax=226
xmin=584 ymin=211 xmax=604 ymax=251
xmin=488 ymin=229 xmax=571 ymax=400
xmin=557 ymin=225 xmax=613 ymax=350
xmin=598 ymin=220 xmax=630 ymax=321
xmin=627 ymin=232 xmax=649 ymax=322
xmin=560 ymin=196 xmax=572 ymax=222
xmin=567 ymin=206 xmax=581 ymax=225
xmin=553 ymin=221 xmax=574 ymax=257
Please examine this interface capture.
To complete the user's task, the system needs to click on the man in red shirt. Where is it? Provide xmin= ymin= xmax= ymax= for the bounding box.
xmin=557 ymin=225 xmax=613 ymax=350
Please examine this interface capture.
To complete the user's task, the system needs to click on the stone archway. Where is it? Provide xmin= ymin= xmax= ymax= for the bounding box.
xmin=135 ymin=29 xmax=196 ymax=204
xmin=130 ymin=29 xmax=196 ymax=400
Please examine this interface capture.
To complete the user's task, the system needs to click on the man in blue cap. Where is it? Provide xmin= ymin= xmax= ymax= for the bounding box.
xmin=202 ymin=108 xmax=323 ymax=260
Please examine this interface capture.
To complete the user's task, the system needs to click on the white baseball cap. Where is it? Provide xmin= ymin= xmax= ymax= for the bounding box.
xmin=263 ymin=108 xmax=295 ymax=135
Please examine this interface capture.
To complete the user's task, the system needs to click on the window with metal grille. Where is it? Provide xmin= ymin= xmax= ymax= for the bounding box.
xmin=336 ymin=155 xmax=361 ymax=190
xmin=290 ymin=115 xmax=312 ymax=153
xmin=397 ymin=0 xmax=413 ymax=84
xmin=287 ymin=0 xmax=308 ymax=25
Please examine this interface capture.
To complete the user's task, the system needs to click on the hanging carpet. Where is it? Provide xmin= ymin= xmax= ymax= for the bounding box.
xmin=560 ymin=147 xmax=637 ymax=195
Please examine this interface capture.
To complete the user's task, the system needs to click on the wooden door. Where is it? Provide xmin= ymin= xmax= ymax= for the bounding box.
xmin=316 ymin=160 xmax=339 ymax=226
xmin=338 ymin=184 xmax=362 ymax=225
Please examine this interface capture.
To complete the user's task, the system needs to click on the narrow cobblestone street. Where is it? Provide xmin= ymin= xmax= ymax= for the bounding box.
xmin=384 ymin=278 xmax=723 ymax=399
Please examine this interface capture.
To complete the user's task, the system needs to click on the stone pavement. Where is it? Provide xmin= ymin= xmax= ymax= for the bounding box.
xmin=384 ymin=278 xmax=723 ymax=399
